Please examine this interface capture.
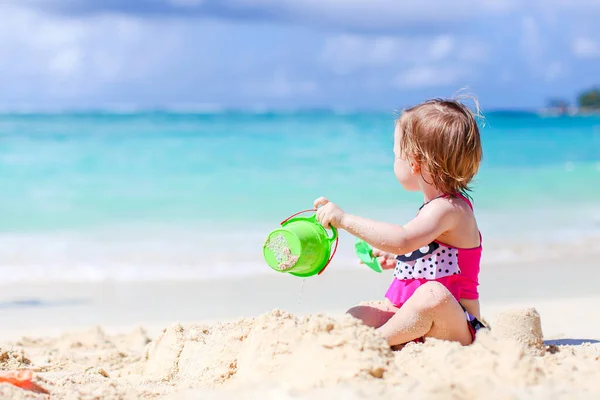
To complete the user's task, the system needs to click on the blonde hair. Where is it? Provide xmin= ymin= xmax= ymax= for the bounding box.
xmin=395 ymin=96 xmax=483 ymax=195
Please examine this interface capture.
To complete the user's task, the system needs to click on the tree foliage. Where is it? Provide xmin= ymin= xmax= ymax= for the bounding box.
xmin=578 ymin=87 xmax=600 ymax=109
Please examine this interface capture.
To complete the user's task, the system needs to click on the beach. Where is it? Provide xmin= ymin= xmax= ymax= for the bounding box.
xmin=0 ymin=111 xmax=599 ymax=398
xmin=1 ymin=254 xmax=600 ymax=399
xmin=1 ymin=0 xmax=599 ymax=394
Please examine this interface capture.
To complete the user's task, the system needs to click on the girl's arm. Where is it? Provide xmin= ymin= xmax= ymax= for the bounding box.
xmin=314 ymin=196 xmax=458 ymax=255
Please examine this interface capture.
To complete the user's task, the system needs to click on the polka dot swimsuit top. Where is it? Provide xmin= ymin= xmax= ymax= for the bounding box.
xmin=393 ymin=241 xmax=460 ymax=281
xmin=384 ymin=193 xmax=482 ymax=307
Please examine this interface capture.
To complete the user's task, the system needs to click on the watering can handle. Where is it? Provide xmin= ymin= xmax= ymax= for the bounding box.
xmin=280 ymin=209 xmax=316 ymax=225
xmin=280 ymin=209 xmax=338 ymax=242
xmin=318 ymin=234 xmax=338 ymax=275
xmin=280 ymin=209 xmax=339 ymax=276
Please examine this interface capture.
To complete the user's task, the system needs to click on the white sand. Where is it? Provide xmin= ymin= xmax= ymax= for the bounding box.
xmin=0 ymin=258 xmax=599 ymax=398
xmin=1 ymin=307 xmax=599 ymax=399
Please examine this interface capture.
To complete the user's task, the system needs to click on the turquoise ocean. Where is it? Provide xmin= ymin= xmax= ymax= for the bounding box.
xmin=0 ymin=111 xmax=598 ymax=283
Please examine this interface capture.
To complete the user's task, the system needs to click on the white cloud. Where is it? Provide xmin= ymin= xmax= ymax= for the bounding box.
xmin=393 ymin=66 xmax=469 ymax=89
xmin=48 ymin=48 xmax=84 ymax=77
xmin=19 ymin=0 xmax=519 ymax=33
xmin=572 ymin=37 xmax=600 ymax=58
xmin=321 ymin=34 xmax=487 ymax=77
xmin=428 ymin=36 xmax=455 ymax=60
xmin=11 ymin=0 xmax=600 ymax=40
xmin=370 ymin=37 xmax=399 ymax=65
xmin=321 ymin=33 xmax=487 ymax=92
xmin=519 ymin=15 xmax=552 ymax=76
xmin=0 ymin=4 xmax=181 ymax=102
xmin=242 ymin=70 xmax=317 ymax=98
xmin=0 ymin=3 xmax=327 ymax=106
xmin=320 ymin=35 xmax=406 ymax=75
xmin=169 ymin=0 xmax=206 ymax=6
xmin=520 ymin=16 xmax=542 ymax=58
xmin=1 ymin=0 xmax=598 ymax=107
xmin=544 ymin=61 xmax=565 ymax=81
xmin=457 ymin=39 xmax=489 ymax=62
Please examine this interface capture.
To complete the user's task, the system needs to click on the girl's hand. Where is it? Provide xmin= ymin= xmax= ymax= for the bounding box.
xmin=314 ymin=197 xmax=346 ymax=228
xmin=370 ymin=248 xmax=397 ymax=270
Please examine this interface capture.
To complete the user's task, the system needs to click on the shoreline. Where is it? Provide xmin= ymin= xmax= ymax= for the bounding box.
xmin=0 ymin=229 xmax=598 ymax=284
xmin=1 ymin=257 xmax=599 ymax=341
xmin=2 ymin=296 xmax=599 ymax=343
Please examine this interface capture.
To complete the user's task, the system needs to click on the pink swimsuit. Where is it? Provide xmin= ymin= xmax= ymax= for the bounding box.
xmin=385 ymin=193 xmax=482 ymax=308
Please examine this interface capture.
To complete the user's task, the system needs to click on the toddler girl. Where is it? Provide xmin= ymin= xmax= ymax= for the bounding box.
xmin=314 ymin=97 xmax=486 ymax=347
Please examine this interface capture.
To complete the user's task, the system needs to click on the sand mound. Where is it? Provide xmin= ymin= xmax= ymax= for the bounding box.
xmin=164 ymin=328 xmax=600 ymax=400
xmin=139 ymin=309 xmax=393 ymax=389
xmin=490 ymin=307 xmax=545 ymax=355
xmin=2 ymin=307 xmax=600 ymax=399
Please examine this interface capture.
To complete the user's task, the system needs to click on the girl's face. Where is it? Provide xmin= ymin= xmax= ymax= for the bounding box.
xmin=393 ymin=126 xmax=421 ymax=192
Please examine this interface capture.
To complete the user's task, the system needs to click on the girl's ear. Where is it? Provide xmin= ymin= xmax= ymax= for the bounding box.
xmin=409 ymin=155 xmax=422 ymax=174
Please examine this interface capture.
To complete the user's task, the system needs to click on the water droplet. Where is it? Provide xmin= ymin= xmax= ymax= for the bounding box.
xmin=298 ymin=279 xmax=306 ymax=305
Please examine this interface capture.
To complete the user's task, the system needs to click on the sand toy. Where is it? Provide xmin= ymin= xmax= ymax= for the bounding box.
xmin=263 ymin=209 xmax=338 ymax=277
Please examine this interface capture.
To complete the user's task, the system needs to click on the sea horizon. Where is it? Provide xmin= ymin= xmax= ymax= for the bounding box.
xmin=0 ymin=104 xmax=594 ymax=116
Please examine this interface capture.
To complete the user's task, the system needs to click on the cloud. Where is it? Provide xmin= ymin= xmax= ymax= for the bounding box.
xmin=242 ymin=70 xmax=317 ymax=98
xmin=0 ymin=0 xmax=599 ymax=109
xmin=517 ymin=13 xmax=597 ymax=81
xmin=520 ymin=16 xmax=542 ymax=60
xmin=320 ymin=33 xmax=487 ymax=93
xmin=0 ymin=4 xmax=181 ymax=104
xmin=0 ymin=3 xmax=326 ymax=107
xmin=393 ymin=66 xmax=470 ymax=89
xmin=321 ymin=34 xmax=486 ymax=75
xmin=17 ymin=0 xmax=517 ymax=33
xmin=519 ymin=15 xmax=553 ymax=78
xmin=321 ymin=35 xmax=407 ymax=75
xmin=544 ymin=61 xmax=566 ymax=81
xmin=572 ymin=37 xmax=600 ymax=58
xmin=457 ymin=39 xmax=488 ymax=62
xmin=428 ymin=36 xmax=455 ymax=60
xmin=16 ymin=0 xmax=600 ymax=37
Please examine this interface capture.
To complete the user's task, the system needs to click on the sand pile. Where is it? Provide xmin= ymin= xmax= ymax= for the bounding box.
xmin=265 ymin=234 xmax=299 ymax=271
xmin=0 ymin=326 xmax=163 ymax=399
xmin=137 ymin=309 xmax=393 ymax=388
xmin=490 ymin=307 xmax=546 ymax=355
xmin=1 ymin=308 xmax=599 ymax=399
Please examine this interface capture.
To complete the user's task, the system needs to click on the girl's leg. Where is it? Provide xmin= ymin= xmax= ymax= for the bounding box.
xmin=377 ymin=282 xmax=473 ymax=346
xmin=346 ymin=300 xmax=399 ymax=328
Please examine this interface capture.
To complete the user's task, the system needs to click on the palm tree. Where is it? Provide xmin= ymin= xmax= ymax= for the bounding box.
xmin=577 ymin=87 xmax=600 ymax=110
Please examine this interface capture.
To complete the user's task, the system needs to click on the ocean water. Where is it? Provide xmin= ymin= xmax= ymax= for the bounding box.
xmin=0 ymin=111 xmax=598 ymax=283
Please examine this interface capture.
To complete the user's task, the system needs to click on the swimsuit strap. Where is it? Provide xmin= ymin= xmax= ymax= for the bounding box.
xmin=420 ymin=193 xmax=481 ymax=246
xmin=418 ymin=194 xmax=445 ymax=211
xmin=444 ymin=193 xmax=482 ymax=245
xmin=420 ymin=193 xmax=474 ymax=211
xmin=443 ymin=193 xmax=474 ymax=210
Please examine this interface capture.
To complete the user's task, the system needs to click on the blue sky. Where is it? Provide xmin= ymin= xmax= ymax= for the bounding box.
xmin=1 ymin=0 xmax=599 ymax=110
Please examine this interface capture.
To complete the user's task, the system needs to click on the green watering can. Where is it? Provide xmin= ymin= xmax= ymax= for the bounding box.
xmin=263 ymin=209 xmax=338 ymax=277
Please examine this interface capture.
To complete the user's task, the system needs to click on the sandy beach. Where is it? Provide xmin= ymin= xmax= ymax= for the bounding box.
xmin=0 ymin=0 xmax=599 ymax=397
xmin=1 ymin=257 xmax=599 ymax=399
